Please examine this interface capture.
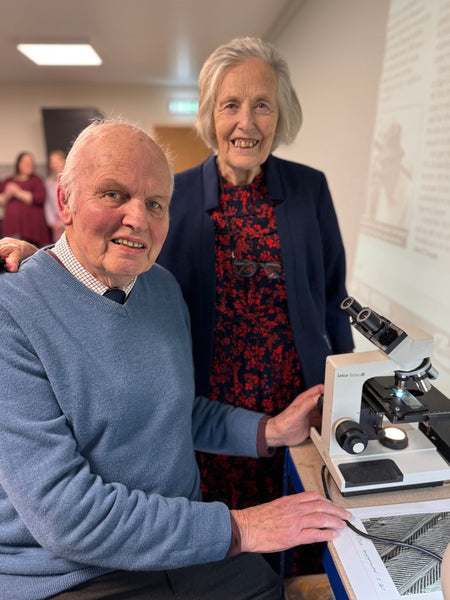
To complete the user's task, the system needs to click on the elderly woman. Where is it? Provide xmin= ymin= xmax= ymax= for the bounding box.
xmin=158 ymin=37 xmax=354 ymax=515
xmin=0 ymin=152 xmax=51 ymax=247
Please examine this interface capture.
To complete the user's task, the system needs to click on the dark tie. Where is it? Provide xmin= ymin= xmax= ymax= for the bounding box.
xmin=103 ymin=289 xmax=126 ymax=304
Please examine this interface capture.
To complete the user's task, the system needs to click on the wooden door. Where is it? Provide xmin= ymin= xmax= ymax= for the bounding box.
xmin=153 ymin=126 xmax=211 ymax=173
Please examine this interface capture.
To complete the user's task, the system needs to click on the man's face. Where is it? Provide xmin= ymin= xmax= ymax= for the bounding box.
xmin=59 ymin=124 xmax=172 ymax=288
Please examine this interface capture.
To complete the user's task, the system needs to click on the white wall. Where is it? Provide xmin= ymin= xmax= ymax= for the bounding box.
xmin=274 ymin=0 xmax=450 ymax=395
xmin=0 ymin=83 xmax=198 ymax=164
xmin=273 ymin=0 xmax=390 ymax=279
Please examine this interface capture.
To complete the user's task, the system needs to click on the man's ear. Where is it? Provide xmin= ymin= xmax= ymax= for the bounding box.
xmin=57 ymin=186 xmax=74 ymax=226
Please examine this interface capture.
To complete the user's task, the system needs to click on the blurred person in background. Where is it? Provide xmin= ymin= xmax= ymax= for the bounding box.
xmin=0 ymin=151 xmax=51 ymax=247
xmin=44 ymin=149 xmax=66 ymax=242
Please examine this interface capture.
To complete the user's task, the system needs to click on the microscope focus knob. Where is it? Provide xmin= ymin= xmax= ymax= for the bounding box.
xmin=335 ymin=420 xmax=368 ymax=454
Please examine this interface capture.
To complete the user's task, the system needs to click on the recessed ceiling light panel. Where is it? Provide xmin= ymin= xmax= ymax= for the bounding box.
xmin=17 ymin=43 xmax=102 ymax=66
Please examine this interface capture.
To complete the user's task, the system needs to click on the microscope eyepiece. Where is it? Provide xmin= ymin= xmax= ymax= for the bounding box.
xmin=340 ymin=296 xmax=363 ymax=320
xmin=356 ymin=308 xmax=384 ymax=334
xmin=341 ymin=296 xmax=420 ymax=353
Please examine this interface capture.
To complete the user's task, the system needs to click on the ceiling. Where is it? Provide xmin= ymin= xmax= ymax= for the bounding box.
xmin=0 ymin=0 xmax=303 ymax=87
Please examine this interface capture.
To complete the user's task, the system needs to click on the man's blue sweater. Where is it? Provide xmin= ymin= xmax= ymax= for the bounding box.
xmin=0 ymin=250 xmax=263 ymax=600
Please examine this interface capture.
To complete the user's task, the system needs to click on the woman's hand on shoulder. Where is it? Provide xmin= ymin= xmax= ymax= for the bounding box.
xmin=0 ymin=238 xmax=38 ymax=273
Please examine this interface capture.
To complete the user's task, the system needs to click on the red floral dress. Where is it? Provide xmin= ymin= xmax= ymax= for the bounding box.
xmin=197 ymin=170 xmax=303 ymax=509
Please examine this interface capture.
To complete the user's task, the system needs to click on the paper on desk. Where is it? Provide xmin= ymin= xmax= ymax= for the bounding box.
xmin=333 ymin=498 xmax=450 ymax=600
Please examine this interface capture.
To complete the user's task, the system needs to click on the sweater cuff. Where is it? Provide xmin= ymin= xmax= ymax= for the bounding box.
xmin=257 ymin=416 xmax=276 ymax=458
xmin=226 ymin=512 xmax=242 ymax=557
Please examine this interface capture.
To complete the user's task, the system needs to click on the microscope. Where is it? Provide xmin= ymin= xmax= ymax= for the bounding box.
xmin=310 ymin=297 xmax=450 ymax=496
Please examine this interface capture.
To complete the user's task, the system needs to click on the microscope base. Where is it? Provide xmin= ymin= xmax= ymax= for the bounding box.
xmin=311 ymin=425 xmax=450 ymax=497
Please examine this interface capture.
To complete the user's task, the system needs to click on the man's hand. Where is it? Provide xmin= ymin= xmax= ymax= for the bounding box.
xmin=231 ymin=492 xmax=351 ymax=553
xmin=265 ymin=384 xmax=323 ymax=448
xmin=0 ymin=238 xmax=38 ymax=273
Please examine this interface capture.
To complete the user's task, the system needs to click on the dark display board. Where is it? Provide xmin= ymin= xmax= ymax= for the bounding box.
xmin=41 ymin=107 xmax=104 ymax=155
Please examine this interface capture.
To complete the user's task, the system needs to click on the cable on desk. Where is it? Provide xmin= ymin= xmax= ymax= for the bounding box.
xmin=320 ymin=464 xmax=443 ymax=563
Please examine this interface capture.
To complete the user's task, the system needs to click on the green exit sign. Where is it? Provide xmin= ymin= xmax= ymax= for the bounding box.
xmin=168 ymin=100 xmax=199 ymax=115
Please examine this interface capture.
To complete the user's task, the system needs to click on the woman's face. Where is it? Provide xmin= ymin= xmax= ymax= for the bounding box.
xmin=17 ymin=154 xmax=35 ymax=177
xmin=213 ymin=57 xmax=279 ymax=186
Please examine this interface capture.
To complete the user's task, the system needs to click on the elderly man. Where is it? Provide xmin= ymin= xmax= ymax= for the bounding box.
xmin=0 ymin=120 xmax=350 ymax=600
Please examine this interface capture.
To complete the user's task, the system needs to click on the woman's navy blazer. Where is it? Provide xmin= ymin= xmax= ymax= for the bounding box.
xmin=157 ymin=153 xmax=354 ymax=395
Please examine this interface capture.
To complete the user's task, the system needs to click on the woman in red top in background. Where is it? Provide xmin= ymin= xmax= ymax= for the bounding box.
xmin=0 ymin=152 xmax=51 ymax=247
